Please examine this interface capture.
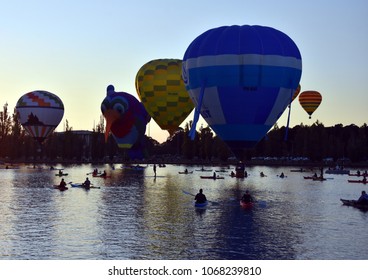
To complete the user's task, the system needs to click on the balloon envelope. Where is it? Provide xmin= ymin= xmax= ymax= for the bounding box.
xmin=16 ymin=90 xmax=64 ymax=143
xmin=298 ymin=90 xmax=322 ymax=118
xmin=101 ymin=85 xmax=150 ymax=159
xmin=182 ymin=25 xmax=302 ymax=158
xmin=135 ymin=59 xmax=194 ymax=136
xmin=292 ymin=84 xmax=301 ymax=102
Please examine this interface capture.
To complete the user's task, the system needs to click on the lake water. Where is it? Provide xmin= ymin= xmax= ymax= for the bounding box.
xmin=0 ymin=163 xmax=367 ymax=260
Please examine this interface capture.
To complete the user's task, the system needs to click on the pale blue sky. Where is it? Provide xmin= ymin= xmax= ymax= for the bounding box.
xmin=0 ymin=0 xmax=367 ymax=143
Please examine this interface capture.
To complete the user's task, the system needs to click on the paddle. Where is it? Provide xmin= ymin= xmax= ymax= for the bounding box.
xmin=182 ymin=190 xmax=219 ymax=205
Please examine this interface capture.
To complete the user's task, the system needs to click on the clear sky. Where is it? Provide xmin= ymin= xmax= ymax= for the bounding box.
xmin=0 ymin=0 xmax=367 ymax=143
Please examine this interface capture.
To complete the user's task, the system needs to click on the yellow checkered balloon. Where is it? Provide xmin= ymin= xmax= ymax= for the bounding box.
xmin=136 ymin=59 xmax=194 ymax=136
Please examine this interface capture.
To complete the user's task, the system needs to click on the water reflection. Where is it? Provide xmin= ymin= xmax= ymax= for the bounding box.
xmin=1 ymin=164 xmax=368 ymax=259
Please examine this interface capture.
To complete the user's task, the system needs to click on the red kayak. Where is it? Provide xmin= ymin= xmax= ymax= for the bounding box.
xmin=240 ymin=200 xmax=254 ymax=209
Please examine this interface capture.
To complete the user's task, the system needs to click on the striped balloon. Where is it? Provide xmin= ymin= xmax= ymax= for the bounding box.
xmin=298 ymin=90 xmax=322 ymax=119
xmin=182 ymin=25 xmax=302 ymax=158
xmin=16 ymin=90 xmax=64 ymax=144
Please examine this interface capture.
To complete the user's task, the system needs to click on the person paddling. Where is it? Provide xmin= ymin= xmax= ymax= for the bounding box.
xmin=241 ymin=190 xmax=254 ymax=203
xmin=194 ymin=189 xmax=207 ymax=204
xmin=358 ymin=190 xmax=368 ymax=204
xmin=83 ymin=177 xmax=91 ymax=189
xmin=58 ymin=178 xmax=67 ymax=191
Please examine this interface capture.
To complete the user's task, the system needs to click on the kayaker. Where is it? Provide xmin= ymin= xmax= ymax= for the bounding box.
xmin=83 ymin=177 xmax=91 ymax=189
xmin=213 ymin=172 xmax=217 ymax=179
xmin=358 ymin=191 xmax=368 ymax=204
xmin=195 ymin=189 xmax=207 ymax=204
xmin=241 ymin=190 xmax=254 ymax=203
xmin=58 ymin=178 xmax=67 ymax=190
xmin=280 ymin=172 xmax=285 ymax=178
xmin=58 ymin=169 xmax=63 ymax=176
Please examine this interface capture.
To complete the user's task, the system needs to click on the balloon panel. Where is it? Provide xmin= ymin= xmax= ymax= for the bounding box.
xmin=16 ymin=107 xmax=64 ymax=127
xmin=182 ymin=25 xmax=302 ymax=154
xmin=136 ymin=59 xmax=194 ymax=135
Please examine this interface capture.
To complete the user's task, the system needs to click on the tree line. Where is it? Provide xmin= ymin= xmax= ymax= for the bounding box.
xmin=1 ymin=103 xmax=367 ymax=163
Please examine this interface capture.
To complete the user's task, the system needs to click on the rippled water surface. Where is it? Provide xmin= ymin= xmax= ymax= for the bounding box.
xmin=1 ymin=164 xmax=367 ymax=260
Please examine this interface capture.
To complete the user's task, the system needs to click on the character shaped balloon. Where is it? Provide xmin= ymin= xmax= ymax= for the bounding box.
xmin=135 ymin=59 xmax=194 ymax=136
xmin=16 ymin=90 xmax=64 ymax=144
xmin=101 ymin=85 xmax=150 ymax=159
xmin=298 ymin=90 xmax=322 ymax=119
xmin=182 ymin=25 xmax=302 ymax=159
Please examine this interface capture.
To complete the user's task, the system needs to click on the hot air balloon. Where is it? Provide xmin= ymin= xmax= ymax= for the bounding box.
xmin=135 ymin=59 xmax=194 ymax=136
xmin=101 ymin=85 xmax=150 ymax=159
xmin=182 ymin=25 xmax=302 ymax=159
xmin=298 ymin=90 xmax=322 ymax=119
xmin=16 ymin=90 xmax=64 ymax=144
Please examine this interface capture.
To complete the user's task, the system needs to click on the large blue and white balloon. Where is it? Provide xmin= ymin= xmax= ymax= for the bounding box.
xmin=182 ymin=25 xmax=302 ymax=158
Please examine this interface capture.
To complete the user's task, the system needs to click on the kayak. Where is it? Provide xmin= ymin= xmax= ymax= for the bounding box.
xmin=240 ymin=200 xmax=254 ymax=209
xmin=340 ymin=199 xmax=368 ymax=210
xmin=194 ymin=201 xmax=208 ymax=208
xmin=325 ymin=169 xmax=350 ymax=175
xmin=200 ymin=176 xmax=224 ymax=179
xmin=121 ymin=165 xmax=146 ymax=170
xmin=55 ymin=173 xmax=68 ymax=176
xmin=70 ymin=183 xmax=100 ymax=189
xmin=312 ymin=177 xmax=326 ymax=181
xmin=195 ymin=169 xmax=212 ymax=172
xmin=290 ymin=168 xmax=309 ymax=172
xmin=348 ymin=179 xmax=367 ymax=184
xmin=178 ymin=171 xmax=193 ymax=174
xmin=92 ymin=174 xmax=111 ymax=178
xmin=53 ymin=185 xmax=68 ymax=191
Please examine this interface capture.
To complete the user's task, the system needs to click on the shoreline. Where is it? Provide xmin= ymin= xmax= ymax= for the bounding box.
xmin=2 ymin=158 xmax=368 ymax=169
